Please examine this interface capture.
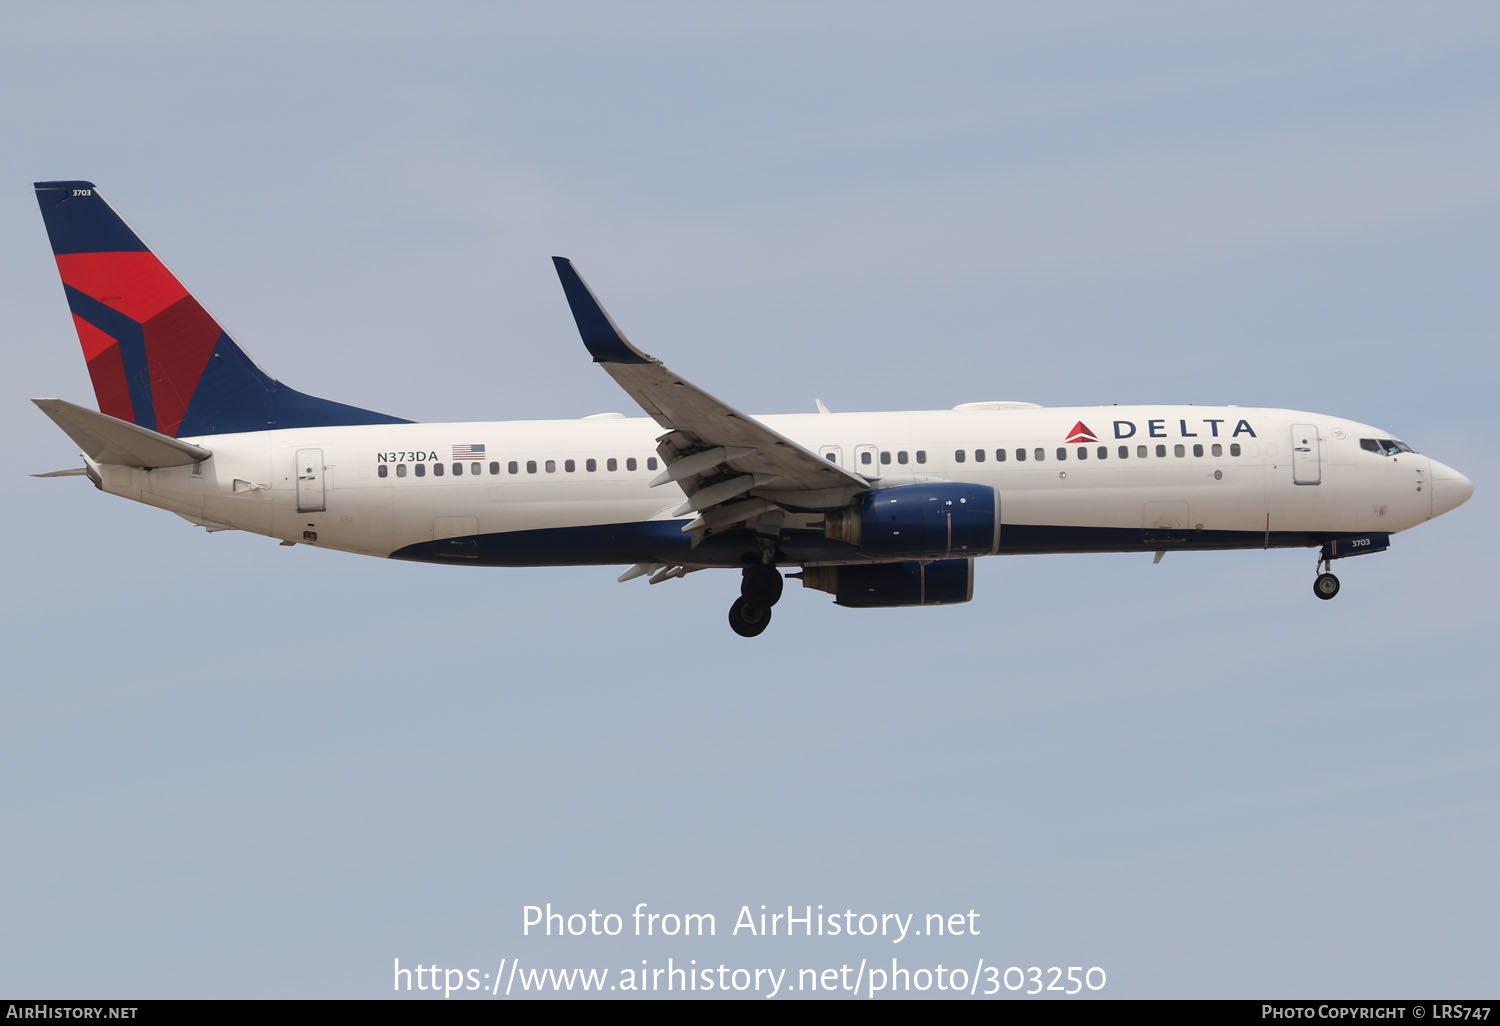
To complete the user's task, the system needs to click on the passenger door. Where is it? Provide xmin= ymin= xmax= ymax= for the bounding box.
xmin=1290 ymin=424 xmax=1321 ymax=485
xmin=295 ymin=448 xmax=326 ymax=512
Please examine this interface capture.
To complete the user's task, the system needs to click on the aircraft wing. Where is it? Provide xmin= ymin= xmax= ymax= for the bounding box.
xmin=552 ymin=258 xmax=870 ymax=542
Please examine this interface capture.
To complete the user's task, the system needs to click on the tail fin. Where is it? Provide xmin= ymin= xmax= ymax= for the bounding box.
xmin=33 ymin=181 xmax=407 ymax=437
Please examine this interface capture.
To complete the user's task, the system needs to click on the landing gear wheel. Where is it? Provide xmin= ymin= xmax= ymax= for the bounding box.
xmin=729 ymin=597 xmax=772 ymax=637
xmin=741 ymin=564 xmax=784 ymax=606
xmin=1313 ymin=572 xmax=1340 ymax=600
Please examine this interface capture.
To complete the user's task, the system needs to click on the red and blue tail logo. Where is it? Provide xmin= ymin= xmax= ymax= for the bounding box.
xmin=33 ymin=181 xmax=406 ymax=437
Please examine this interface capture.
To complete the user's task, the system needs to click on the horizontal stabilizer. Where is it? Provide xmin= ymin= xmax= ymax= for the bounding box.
xmin=31 ymin=467 xmax=88 ymax=478
xmin=32 ymin=398 xmax=212 ymax=468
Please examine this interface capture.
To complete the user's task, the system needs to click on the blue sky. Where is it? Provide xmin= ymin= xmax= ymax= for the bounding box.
xmin=1 ymin=2 xmax=1495 ymax=999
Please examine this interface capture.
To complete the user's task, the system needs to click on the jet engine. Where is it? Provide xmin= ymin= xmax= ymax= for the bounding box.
xmin=799 ymin=558 xmax=975 ymax=608
xmin=823 ymin=483 xmax=999 ymax=558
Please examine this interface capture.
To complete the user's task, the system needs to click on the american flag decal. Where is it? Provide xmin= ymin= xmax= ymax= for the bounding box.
xmin=452 ymin=443 xmax=486 ymax=460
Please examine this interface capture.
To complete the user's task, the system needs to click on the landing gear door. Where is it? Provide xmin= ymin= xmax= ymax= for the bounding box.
xmin=1291 ymin=424 xmax=1321 ymax=486
xmin=296 ymin=448 xmax=326 ymax=512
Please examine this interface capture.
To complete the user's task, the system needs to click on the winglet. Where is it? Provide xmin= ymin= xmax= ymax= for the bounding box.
xmin=551 ymin=257 xmax=654 ymax=365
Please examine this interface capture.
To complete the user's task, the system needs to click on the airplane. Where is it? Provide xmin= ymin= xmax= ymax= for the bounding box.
xmin=29 ymin=180 xmax=1474 ymax=637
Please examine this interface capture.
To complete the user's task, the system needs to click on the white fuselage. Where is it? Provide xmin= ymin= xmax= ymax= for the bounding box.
xmin=96 ymin=404 xmax=1454 ymax=565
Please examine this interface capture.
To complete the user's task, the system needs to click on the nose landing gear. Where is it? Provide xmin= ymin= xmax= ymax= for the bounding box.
xmin=1309 ymin=533 xmax=1391 ymax=601
xmin=1312 ymin=551 xmax=1341 ymax=600
xmin=1313 ymin=568 xmax=1340 ymax=600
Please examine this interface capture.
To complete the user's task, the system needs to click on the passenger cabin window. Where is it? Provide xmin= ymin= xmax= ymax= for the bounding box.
xmin=607 ymin=458 xmax=618 ymax=471
xmin=1211 ymin=444 xmax=1222 ymax=457
xmin=508 ymin=461 xmax=519 ymax=474
xmin=1119 ymin=446 xmax=1129 ymax=459
xmin=1155 ymin=445 xmax=1167 ymax=458
xmin=897 ymin=451 xmax=909 ymax=465
xmin=1034 ymin=448 xmax=1045 ymax=462
xmin=974 ymin=449 xmax=985 ymax=463
xmin=915 ymin=450 xmax=927 ymax=464
xmin=1136 ymin=445 xmax=1147 ymax=458
xmin=527 ymin=460 xmax=537 ymax=474
xmin=377 ymin=465 xmax=388 ymax=478
xmin=1230 ymin=443 xmax=1241 ymax=457
xmin=489 ymin=461 xmax=500 ymax=475
xmin=414 ymin=463 xmax=426 ymax=477
xmin=880 ymin=451 xmax=891 ymax=465
xmin=1174 ymin=444 xmax=1185 ymax=457
xmin=647 ymin=457 xmax=659 ymax=470
xmin=472 ymin=462 xmax=481 ymax=475
xmin=862 ymin=451 xmax=873 ymax=466
xmin=1077 ymin=447 xmax=1088 ymax=460
xmin=955 ymin=450 xmax=966 ymax=463
xmin=1193 ymin=444 xmax=1204 ymax=457
xmin=396 ymin=464 xmax=407 ymax=478
xmin=626 ymin=457 xmax=637 ymax=471
xmin=1097 ymin=446 xmax=1107 ymax=459
xmin=1015 ymin=448 xmax=1026 ymax=462
xmin=564 ymin=459 xmax=575 ymax=472
xmin=545 ymin=459 xmax=557 ymax=473
xmin=586 ymin=458 xmax=597 ymax=472
xmin=995 ymin=449 xmax=1006 ymax=462
xmin=1056 ymin=447 xmax=1067 ymax=461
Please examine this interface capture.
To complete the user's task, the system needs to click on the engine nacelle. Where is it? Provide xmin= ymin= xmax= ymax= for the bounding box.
xmin=824 ymin=483 xmax=1000 ymax=558
xmin=800 ymin=559 xmax=975 ymax=608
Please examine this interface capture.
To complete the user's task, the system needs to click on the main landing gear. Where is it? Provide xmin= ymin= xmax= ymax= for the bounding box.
xmin=729 ymin=563 xmax=784 ymax=638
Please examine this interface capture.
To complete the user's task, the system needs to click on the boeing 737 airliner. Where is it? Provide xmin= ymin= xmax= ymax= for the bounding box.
xmin=30 ymin=181 xmax=1473 ymax=636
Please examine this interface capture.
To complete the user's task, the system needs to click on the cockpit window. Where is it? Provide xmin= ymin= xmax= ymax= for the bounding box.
xmin=1361 ymin=438 xmax=1418 ymax=456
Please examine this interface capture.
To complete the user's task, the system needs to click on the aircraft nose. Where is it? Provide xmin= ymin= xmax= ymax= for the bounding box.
xmin=1430 ymin=460 xmax=1474 ymax=517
